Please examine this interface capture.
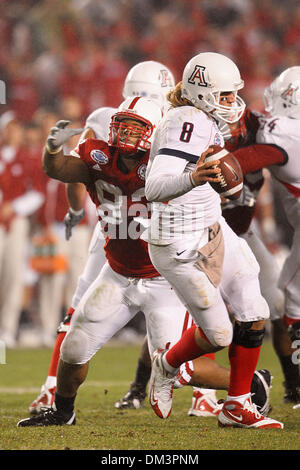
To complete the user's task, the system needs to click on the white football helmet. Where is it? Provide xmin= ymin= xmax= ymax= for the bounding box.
xmin=122 ymin=61 xmax=175 ymax=114
xmin=109 ymin=96 xmax=162 ymax=153
xmin=264 ymin=66 xmax=300 ymax=119
xmin=181 ymin=52 xmax=245 ymax=123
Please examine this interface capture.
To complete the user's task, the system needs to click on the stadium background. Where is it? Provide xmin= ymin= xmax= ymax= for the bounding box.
xmin=0 ymin=0 xmax=299 ymax=348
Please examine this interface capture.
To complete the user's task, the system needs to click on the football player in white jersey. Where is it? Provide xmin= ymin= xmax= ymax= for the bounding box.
xmin=256 ymin=66 xmax=300 ymax=407
xmin=145 ymin=52 xmax=283 ymax=429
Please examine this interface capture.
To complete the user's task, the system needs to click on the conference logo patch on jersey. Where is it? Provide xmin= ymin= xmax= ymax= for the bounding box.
xmin=137 ymin=163 xmax=147 ymax=181
xmin=214 ymin=133 xmax=222 ymax=146
xmin=281 ymin=83 xmax=299 ymax=106
xmin=90 ymin=149 xmax=109 ymax=165
xmin=188 ymin=65 xmax=208 ymax=87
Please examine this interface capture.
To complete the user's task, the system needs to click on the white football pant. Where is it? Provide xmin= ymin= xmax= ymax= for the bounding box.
xmin=61 ymin=262 xmax=191 ymax=364
xmin=148 ymin=216 xmax=269 ymax=349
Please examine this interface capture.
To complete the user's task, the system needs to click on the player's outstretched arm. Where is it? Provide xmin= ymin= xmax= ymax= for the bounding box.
xmin=42 ymin=120 xmax=90 ymax=185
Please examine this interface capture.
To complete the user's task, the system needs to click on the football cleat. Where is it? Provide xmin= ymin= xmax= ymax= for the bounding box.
xmin=29 ymin=384 xmax=56 ymax=415
xmin=283 ymin=383 xmax=300 ymax=404
xmin=149 ymin=348 xmax=175 ymax=419
xmin=114 ymin=383 xmax=146 ymax=409
xmin=188 ymin=390 xmax=223 ymax=417
xmin=17 ymin=405 xmax=76 ymax=427
xmin=218 ymin=398 xmax=284 ymax=429
xmin=251 ymin=369 xmax=272 ymax=416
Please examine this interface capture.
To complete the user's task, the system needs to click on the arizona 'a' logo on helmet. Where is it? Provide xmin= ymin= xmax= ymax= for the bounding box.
xmin=281 ymin=83 xmax=299 ymax=106
xmin=188 ymin=65 xmax=208 ymax=87
xmin=160 ymin=69 xmax=173 ymax=88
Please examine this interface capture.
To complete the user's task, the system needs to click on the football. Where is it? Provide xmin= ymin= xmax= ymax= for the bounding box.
xmin=205 ymin=145 xmax=243 ymax=200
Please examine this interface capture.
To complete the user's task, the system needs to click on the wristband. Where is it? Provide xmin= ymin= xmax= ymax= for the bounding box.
xmin=45 ymin=144 xmax=63 ymax=155
xmin=69 ymin=207 xmax=84 ymax=216
xmin=189 ymin=172 xmax=197 ymax=188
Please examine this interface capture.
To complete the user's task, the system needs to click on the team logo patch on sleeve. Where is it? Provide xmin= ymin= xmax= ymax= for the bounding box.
xmin=90 ymin=149 xmax=109 ymax=165
xmin=137 ymin=163 xmax=147 ymax=181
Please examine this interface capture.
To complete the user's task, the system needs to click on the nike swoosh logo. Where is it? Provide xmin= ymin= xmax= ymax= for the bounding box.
xmin=226 ymin=410 xmax=243 ymax=421
xmin=224 ymin=162 xmax=239 ymax=181
xmin=176 ymin=250 xmax=186 ymax=256
xmin=149 ymin=380 xmax=158 ymax=407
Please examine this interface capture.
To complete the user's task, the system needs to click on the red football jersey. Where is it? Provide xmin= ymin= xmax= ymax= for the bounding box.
xmin=222 ymin=109 xmax=263 ymax=235
xmin=75 ymin=138 xmax=160 ymax=278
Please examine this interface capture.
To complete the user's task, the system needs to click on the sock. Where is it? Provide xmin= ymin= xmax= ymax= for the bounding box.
xmin=47 ymin=306 xmax=74 ymax=378
xmin=283 ymin=314 xmax=300 ymax=327
xmin=278 ymin=354 xmax=300 ymax=389
xmin=228 ymin=343 xmax=261 ymax=397
xmin=164 ymin=325 xmax=206 ymax=371
xmin=226 ymin=392 xmax=251 ymax=405
xmin=203 ymin=352 xmax=215 ymax=360
xmin=47 ymin=332 xmax=67 ymax=378
xmin=133 ymin=359 xmax=151 ymax=391
xmin=54 ymin=392 xmax=76 ymax=417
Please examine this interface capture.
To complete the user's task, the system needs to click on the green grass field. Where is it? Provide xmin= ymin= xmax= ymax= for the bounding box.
xmin=1 ymin=338 xmax=300 ymax=452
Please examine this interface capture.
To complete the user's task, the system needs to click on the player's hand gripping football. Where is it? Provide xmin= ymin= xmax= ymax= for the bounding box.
xmin=45 ymin=120 xmax=83 ymax=155
xmin=190 ymin=147 xmax=221 ymax=186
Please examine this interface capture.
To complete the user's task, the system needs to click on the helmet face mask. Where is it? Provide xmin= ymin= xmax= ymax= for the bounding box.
xmin=110 ymin=115 xmax=153 ymax=154
xmin=264 ymin=66 xmax=300 ymax=119
xmin=181 ymin=52 xmax=245 ymax=123
xmin=109 ymin=97 xmax=162 ymax=154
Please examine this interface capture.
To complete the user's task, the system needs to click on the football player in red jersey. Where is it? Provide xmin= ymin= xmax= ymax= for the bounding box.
xmin=17 ymin=96 xmax=221 ymax=426
xmin=28 ymin=61 xmax=177 ymax=415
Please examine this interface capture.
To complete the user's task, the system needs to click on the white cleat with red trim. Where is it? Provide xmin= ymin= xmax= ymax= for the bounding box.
xmin=218 ymin=398 xmax=284 ymax=429
xmin=149 ymin=349 xmax=175 ymax=419
xmin=188 ymin=389 xmax=223 ymax=417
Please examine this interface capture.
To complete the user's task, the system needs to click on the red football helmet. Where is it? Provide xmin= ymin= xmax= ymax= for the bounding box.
xmin=109 ymin=97 xmax=162 ymax=154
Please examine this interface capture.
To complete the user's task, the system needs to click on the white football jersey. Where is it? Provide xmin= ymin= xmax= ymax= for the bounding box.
xmin=71 ymin=107 xmax=116 ymax=158
xmin=84 ymin=106 xmax=116 ymax=141
xmin=145 ymin=106 xmax=224 ymax=243
xmin=256 ymin=115 xmax=300 ymax=227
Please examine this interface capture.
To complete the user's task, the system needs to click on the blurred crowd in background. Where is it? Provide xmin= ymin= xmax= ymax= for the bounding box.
xmin=0 ymin=0 xmax=298 ymax=348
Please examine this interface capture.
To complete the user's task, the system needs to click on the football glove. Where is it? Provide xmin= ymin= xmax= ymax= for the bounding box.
xmin=64 ymin=207 xmax=85 ymax=240
xmin=222 ymin=185 xmax=256 ymax=210
xmin=46 ymin=120 xmax=83 ymax=155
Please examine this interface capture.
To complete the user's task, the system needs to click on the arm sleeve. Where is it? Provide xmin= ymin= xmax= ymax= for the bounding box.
xmin=145 ymin=153 xmax=194 ymax=202
xmin=233 ymin=144 xmax=287 ymax=175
